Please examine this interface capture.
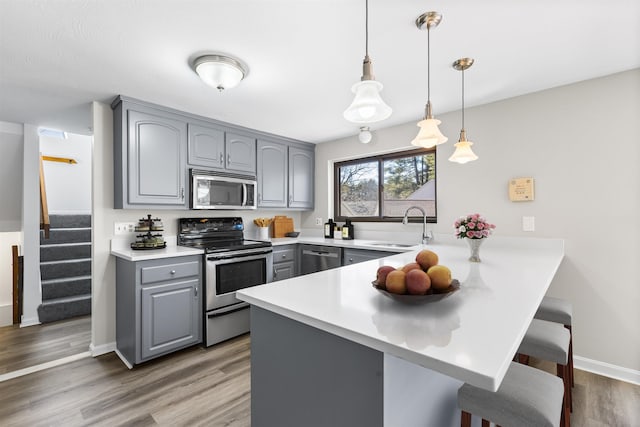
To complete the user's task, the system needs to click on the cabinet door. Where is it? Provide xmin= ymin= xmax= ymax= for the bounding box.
xmin=226 ymin=133 xmax=256 ymax=174
xmin=187 ymin=123 xmax=225 ymax=169
xmin=128 ymin=109 xmax=187 ymax=206
xmin=140 ymin=278 xmax=201 ymax=360
xmin=343 ymin=249 xmax=396 ymax=265
xmin=288 ymin=146 xmax=314 ymax=209
xmin=257 ymin=140 xmax=288 ymax=207
xmin=273 ymin=261 xmax=295 ymax=282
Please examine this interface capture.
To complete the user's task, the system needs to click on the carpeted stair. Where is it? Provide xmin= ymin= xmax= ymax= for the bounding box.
xmin=37 ymin=214 xmax=92 ymax=323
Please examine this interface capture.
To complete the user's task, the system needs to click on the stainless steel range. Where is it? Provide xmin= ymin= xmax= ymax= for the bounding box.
xmin=178 ymin=217 xmax=273 ymax=346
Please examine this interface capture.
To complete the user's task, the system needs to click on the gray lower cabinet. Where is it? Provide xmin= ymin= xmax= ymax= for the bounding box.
xmin=113 ymin=100 xmax=188 ymax=208
xmin=116 ymin=255 xmax=202 ymax=367
xmin=272 ymin=245 xmax=297 ymax=282
xmin=188 ymin=122 xmax=256 ymax=174
xmin=342 ymin=248 xmax=396 ymax=265
xmin=257 ymin=139 xmax=314 ymax=209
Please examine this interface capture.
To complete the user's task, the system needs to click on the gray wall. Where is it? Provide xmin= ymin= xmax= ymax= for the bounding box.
xmin=0 ymin=122 xmax=24 ymax=231
xmin=303 ymin=69 xmax=640 ymax=375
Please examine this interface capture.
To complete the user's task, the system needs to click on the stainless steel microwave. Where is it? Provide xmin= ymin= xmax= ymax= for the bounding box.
xmin=190 ymin=170 xmax=257 ymax=210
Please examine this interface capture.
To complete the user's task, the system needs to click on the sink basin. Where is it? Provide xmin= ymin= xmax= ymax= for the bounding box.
xmin=369 ymin=242 xmax=415 ymax=248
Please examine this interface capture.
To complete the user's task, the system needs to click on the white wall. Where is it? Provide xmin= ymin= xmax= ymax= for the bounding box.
xmin=40 ymin=132 xmax=92 ymax=214
xmin=0 ymin=121 xmax=23 ymax=231
xmin=90 ymin=102 xmax=303 ymax=352
xmin=302 ymin=69 xmax=640 ymax=375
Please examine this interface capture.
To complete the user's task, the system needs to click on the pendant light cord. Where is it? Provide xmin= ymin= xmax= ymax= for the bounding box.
xmin=461 ymin=67 xmax=465 ymax=130
xmin=365 ymin=0 xmax=369 ymax=56
xmin=427 ymin=26 xmax=431 ymax=103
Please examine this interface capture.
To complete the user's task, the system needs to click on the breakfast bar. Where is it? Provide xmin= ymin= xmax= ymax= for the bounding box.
xmin=237 ymin=237 xmax=565 ymax=427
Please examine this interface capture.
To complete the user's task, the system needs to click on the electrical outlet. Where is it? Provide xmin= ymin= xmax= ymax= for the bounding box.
xmin=114 ymin=222 xmax=135 ymax=235
xmin=522 ymin=216 xmax=535 ymax=232
xmin=315 ymin=217 xmax=323 ymax=226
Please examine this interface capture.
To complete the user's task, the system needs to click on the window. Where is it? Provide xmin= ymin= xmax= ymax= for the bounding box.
xmin=334 ymin=148 xmax=436 ymax=222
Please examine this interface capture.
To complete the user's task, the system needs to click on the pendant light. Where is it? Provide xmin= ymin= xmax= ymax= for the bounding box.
xmin=358 ymin=126 xmax=372 ymax=144
xmin=449 ymin=57 xmax=479 ymax=164
xmin=344 ymin=0 xmax=392 ymax=124
xmin=411 ymin=11 xmax=447 ymax=148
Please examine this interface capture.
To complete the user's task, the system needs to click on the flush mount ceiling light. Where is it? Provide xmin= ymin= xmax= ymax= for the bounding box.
xmin=449 ymin=57 xmax=479 ymax=164
xmin=411 ymin=11 xmax=447 ymax=148
xmin=358 ymin=126 xmax=373 ymax=144
xmin=343 ymin=0 xmax=392 ymax=124
xmin=193 ymin=54 xmax=247 ymax=91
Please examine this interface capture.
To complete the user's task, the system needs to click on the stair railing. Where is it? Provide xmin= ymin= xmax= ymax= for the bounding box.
xmin=39 ymin=154 xmax=50 ymax=239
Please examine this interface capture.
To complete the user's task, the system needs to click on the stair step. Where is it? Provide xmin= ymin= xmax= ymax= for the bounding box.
xmin=40 ymin=259 xmax=91 ymax=280
xmin=40 ymin=243 xmax=91 ymax=262
xmin=49 ymin=214 xmax=91 ymax=228
xmin=42 ymin=276 xmax=91 ymax=300
xmin=41 ymin=228 xmax=91 ymax=245
xmin=37 ymin=294 xmax=91 ymax=323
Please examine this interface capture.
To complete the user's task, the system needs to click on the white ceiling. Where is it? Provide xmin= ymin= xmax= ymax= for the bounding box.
xmin=1 ymin=0 xmax=639 ymax=143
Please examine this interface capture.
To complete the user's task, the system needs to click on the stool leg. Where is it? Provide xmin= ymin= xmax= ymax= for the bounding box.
xmin=518 ymin=353 xmax=530 ymax=365
xmin=481 ymin=420 xmax=490 ymax=427
xmin=560 ymin=395 xmax=570 ymax=427
xmin=461 ymin=410 xmax=472 ymax=427
xmin=557 ymin=363 xmax=572 ymax=414
xmin=567 ymin=325 xmax=574 ymax=388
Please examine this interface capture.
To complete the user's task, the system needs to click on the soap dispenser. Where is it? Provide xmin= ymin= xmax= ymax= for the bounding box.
xmin=342 ymin=218 xmax=354 ymax=240
xmin=324 ymin=218 xmax=335 ymax=238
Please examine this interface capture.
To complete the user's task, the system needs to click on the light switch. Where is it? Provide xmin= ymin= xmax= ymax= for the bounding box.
xmin=522 ymin=216 xmax=535 ymax=232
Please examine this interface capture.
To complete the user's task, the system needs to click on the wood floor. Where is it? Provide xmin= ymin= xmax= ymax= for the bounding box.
xmin=0 ymin=315 xmax=91 ymax=374
xmin=0 ymin=322 xmax=638 ymax=426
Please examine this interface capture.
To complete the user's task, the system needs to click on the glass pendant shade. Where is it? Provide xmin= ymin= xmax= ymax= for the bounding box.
xmin=448 ymin=130 xmax=478 ymax=164
xmin=358 ymin=126 xmax=372 ymax=143
xmin=344 ymin=80 xmax=392 ymax=123
xmin=411 ymin=117 xmax=448 ymax=148
xmin=194 ymin=55 xmax=246 ymax=91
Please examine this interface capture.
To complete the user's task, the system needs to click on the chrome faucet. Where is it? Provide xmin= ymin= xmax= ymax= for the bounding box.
xmin=402 ymin=206 xmax=433 ymax=245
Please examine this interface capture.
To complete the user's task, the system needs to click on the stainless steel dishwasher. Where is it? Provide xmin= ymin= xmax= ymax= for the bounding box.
xmin=300 ymin=244 xmax=342 ymax=275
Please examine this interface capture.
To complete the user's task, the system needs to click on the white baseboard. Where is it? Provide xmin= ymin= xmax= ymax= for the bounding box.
xmin=89 ymin=341 xmax=116 ymax=357
xmin=115 ymin=349 xmax=133 ymax=369
xmin=0 ymin=304 xmax=12 ymax=327
xmin=574 ymin=355 xmax=640 ymax=386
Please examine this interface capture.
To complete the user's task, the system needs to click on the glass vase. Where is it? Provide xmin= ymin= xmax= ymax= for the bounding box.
xmin=466 ymin=238 xmax=484 ymax=262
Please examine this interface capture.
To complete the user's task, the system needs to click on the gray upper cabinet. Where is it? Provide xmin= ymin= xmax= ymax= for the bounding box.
xmin=226 ymin=132 xmax=256 ymax=174
xmin=113 ymin=98 xmax=188 ymax=209
xmin=288 ymin=146 xmax=314 ymax=209
xmin=257 ymin=139 xmax=288 ymax=207
xmin=187 ymin=123 xmax=225 ymax=169
xmin=188 ymin=123 xmax=256 ymax=174
xmin=257 ymin=139 xmax=314 ymax=209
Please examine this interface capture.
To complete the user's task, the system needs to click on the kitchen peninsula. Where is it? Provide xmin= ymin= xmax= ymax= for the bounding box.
xmin=237 ymin=237 xmax=564 ymax=427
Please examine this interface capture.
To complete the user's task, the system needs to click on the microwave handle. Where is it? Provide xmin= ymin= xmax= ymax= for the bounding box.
xmin=242 ymin=183 xmax=248 ymax=206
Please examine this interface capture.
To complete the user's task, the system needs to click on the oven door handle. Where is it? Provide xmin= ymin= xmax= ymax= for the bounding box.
xmin=208 ymin=302 xmax=250 ymax=317
xmin=207 ymin=250 xmax=272 ymax=262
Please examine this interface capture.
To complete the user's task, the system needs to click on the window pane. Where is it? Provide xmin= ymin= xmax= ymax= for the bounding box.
xmin=383 ymin=153 xmax=435 ymax=217
xmin=338 ymin=161 xmax=379 ymax=217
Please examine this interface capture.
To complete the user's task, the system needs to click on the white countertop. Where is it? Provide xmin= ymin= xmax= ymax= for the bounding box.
xmin=266 ymin=236 xmax=420 ymax=252
xmin=110 ymin=238 xmax=204 ymax=261
xmin=237 ymin=237 xmax=564 ymax=392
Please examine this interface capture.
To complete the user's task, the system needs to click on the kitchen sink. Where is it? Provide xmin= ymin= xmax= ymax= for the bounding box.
xmin=368 ymin=242 xmax=415 ymax=248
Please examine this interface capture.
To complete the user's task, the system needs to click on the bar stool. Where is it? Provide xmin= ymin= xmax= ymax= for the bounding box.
xmin=535 ymin=296 xmax=574 ymax=387
xmin=458 ymin=361 xmax=566 ymax=427
xmin=518 ymin=319 xmax=572 ymax=419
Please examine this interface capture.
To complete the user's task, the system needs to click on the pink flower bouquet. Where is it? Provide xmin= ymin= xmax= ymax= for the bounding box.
xmin=454 ymin=214 xmax=496 ymax=239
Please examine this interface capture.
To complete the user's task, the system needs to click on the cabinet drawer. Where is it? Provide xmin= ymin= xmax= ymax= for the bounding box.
xmin=273 ymin=247 xmax=296 ymax=263
xmin=141 ymin=261 xmax=200 ymax=284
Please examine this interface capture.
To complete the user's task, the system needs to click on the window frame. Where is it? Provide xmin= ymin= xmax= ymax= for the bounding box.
xmin=333 ymin=147 xmax=437 ymax=223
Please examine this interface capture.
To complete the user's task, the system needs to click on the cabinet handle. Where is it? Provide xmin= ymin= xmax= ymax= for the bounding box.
xmin=349 ymin=258 xmax=353 ymax=263
xmin=180 ymin=188 xmax=184 ymax=200
xmin=170 ymin=270 xmax=176 ymax=275
xmin=219 ymin=152 xmax=224 ymax=165
xmin=258 ymin=193 xmax=262 ymax=203
xmin=289 ymin=195 xmax=293 ymax=205
xmin=227 ymin=153 xmax=231 ymax=165
xmin=194 ymin=286 xmax=198 ymax=297
xmin=273 ymin=268 xmax=278 ymax=277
